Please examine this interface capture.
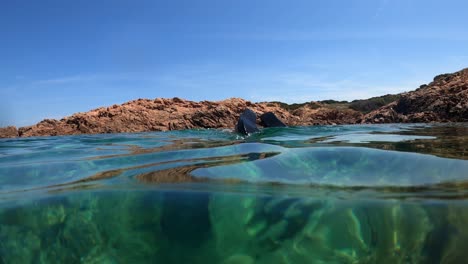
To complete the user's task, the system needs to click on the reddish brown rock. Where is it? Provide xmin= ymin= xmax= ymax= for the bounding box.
xmin=3 ymin=68 xmax=468 ymax=138
xmin=0 ymin=126 xmax=18 ymax=138
xmin=6 ymin=98 xmax=362 ymax=138
xmin=363 ymin=68 xmax=468 ymax=123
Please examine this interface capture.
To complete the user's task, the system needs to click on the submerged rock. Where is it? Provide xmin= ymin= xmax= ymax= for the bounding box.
xmin=222 ymin=254 xmax=255 ymax=264
xmin=208 ymin=193 xmax=435 ymax=263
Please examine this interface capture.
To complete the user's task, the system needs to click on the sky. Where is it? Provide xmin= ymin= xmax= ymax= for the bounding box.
xmin=1 ymin=0 xmax=468 ymax=127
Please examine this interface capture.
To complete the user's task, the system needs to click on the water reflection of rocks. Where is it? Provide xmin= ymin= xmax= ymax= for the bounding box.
xmin=91 ymin=138 xmax=242 ymax=160
xmin=310 ymin=124 xmax=468 ymax=160
xmin=82 ymin=151 xmax=280 ymax=184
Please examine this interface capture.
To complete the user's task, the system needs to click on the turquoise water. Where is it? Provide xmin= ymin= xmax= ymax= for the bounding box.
xmin=1 ymin=124 xmax=468 ymax=263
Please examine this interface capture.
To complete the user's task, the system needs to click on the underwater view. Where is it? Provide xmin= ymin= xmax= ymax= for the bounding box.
xmin=1 ymin=123 xmax=468 ymax=264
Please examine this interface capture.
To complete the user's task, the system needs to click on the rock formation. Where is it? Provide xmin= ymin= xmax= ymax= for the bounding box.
xmin=10 ymin=98 xmax=361 ymax=138
xmin=235 ymin=109 xmax=260 ymax=135
xmin=0 ymin=126 xmax=18 ymax=138
xmin=362 ymin=68 xmax=468 ymax=123
xmin=1 ymin=68 xmax=467 ymax=138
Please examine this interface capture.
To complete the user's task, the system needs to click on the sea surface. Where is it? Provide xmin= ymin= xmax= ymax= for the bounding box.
xmin=1 ymin=123 xmax=467 ymax=263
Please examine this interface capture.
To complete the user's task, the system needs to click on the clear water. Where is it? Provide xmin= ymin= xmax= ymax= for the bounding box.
xmin=0 ymin=123 xmax=467 ymax=263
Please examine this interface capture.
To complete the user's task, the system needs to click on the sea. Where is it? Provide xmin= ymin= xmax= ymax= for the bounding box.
xmin=0 ymin=123 xmax=467 ymax=263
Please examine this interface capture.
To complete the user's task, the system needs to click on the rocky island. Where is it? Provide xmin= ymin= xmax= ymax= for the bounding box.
xmin=1 ymin=68 xmax=467 ymax=138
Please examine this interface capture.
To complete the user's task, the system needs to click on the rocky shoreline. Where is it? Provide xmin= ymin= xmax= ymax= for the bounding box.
xmin=362 ymin=68 xmax=468 ymax=123
xmin=1 ymin=68 xmax=467 ymax=138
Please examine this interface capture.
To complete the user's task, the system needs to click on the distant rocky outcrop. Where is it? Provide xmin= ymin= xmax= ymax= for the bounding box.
xmin=12 ymin=98 xmax=362 ymax=138
xmin=0 ymin=126 xmax=18 ymax=138
xmin=362 ymin=68 xmax=468 ymax=123
xmin=1 ymin=68 xmax=467 ymax=138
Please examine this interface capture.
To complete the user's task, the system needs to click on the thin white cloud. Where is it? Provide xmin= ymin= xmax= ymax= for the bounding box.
xmin=248 ymin=82 xmax=419 ymax=103
xmin=34 ymin=75 xmax=98 ymax=85
xmin=212 ymin=27 xmax=468 ymax=42
xmin=21 ymin=63 xmax=429 ymax=106
xmin=150 ymin=67 xmax=424 ymax=103
xmin=244 ymin=71 xmax=423 ymax=103
xmin=32 ymin=73 xmax=140 ymax=85
xmin=374 ymin=0 xmax=390 ymax=18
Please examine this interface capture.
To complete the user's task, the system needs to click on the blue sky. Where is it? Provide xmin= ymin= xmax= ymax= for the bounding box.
xmin=1 ymin=0 xmax=468 ymax=126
